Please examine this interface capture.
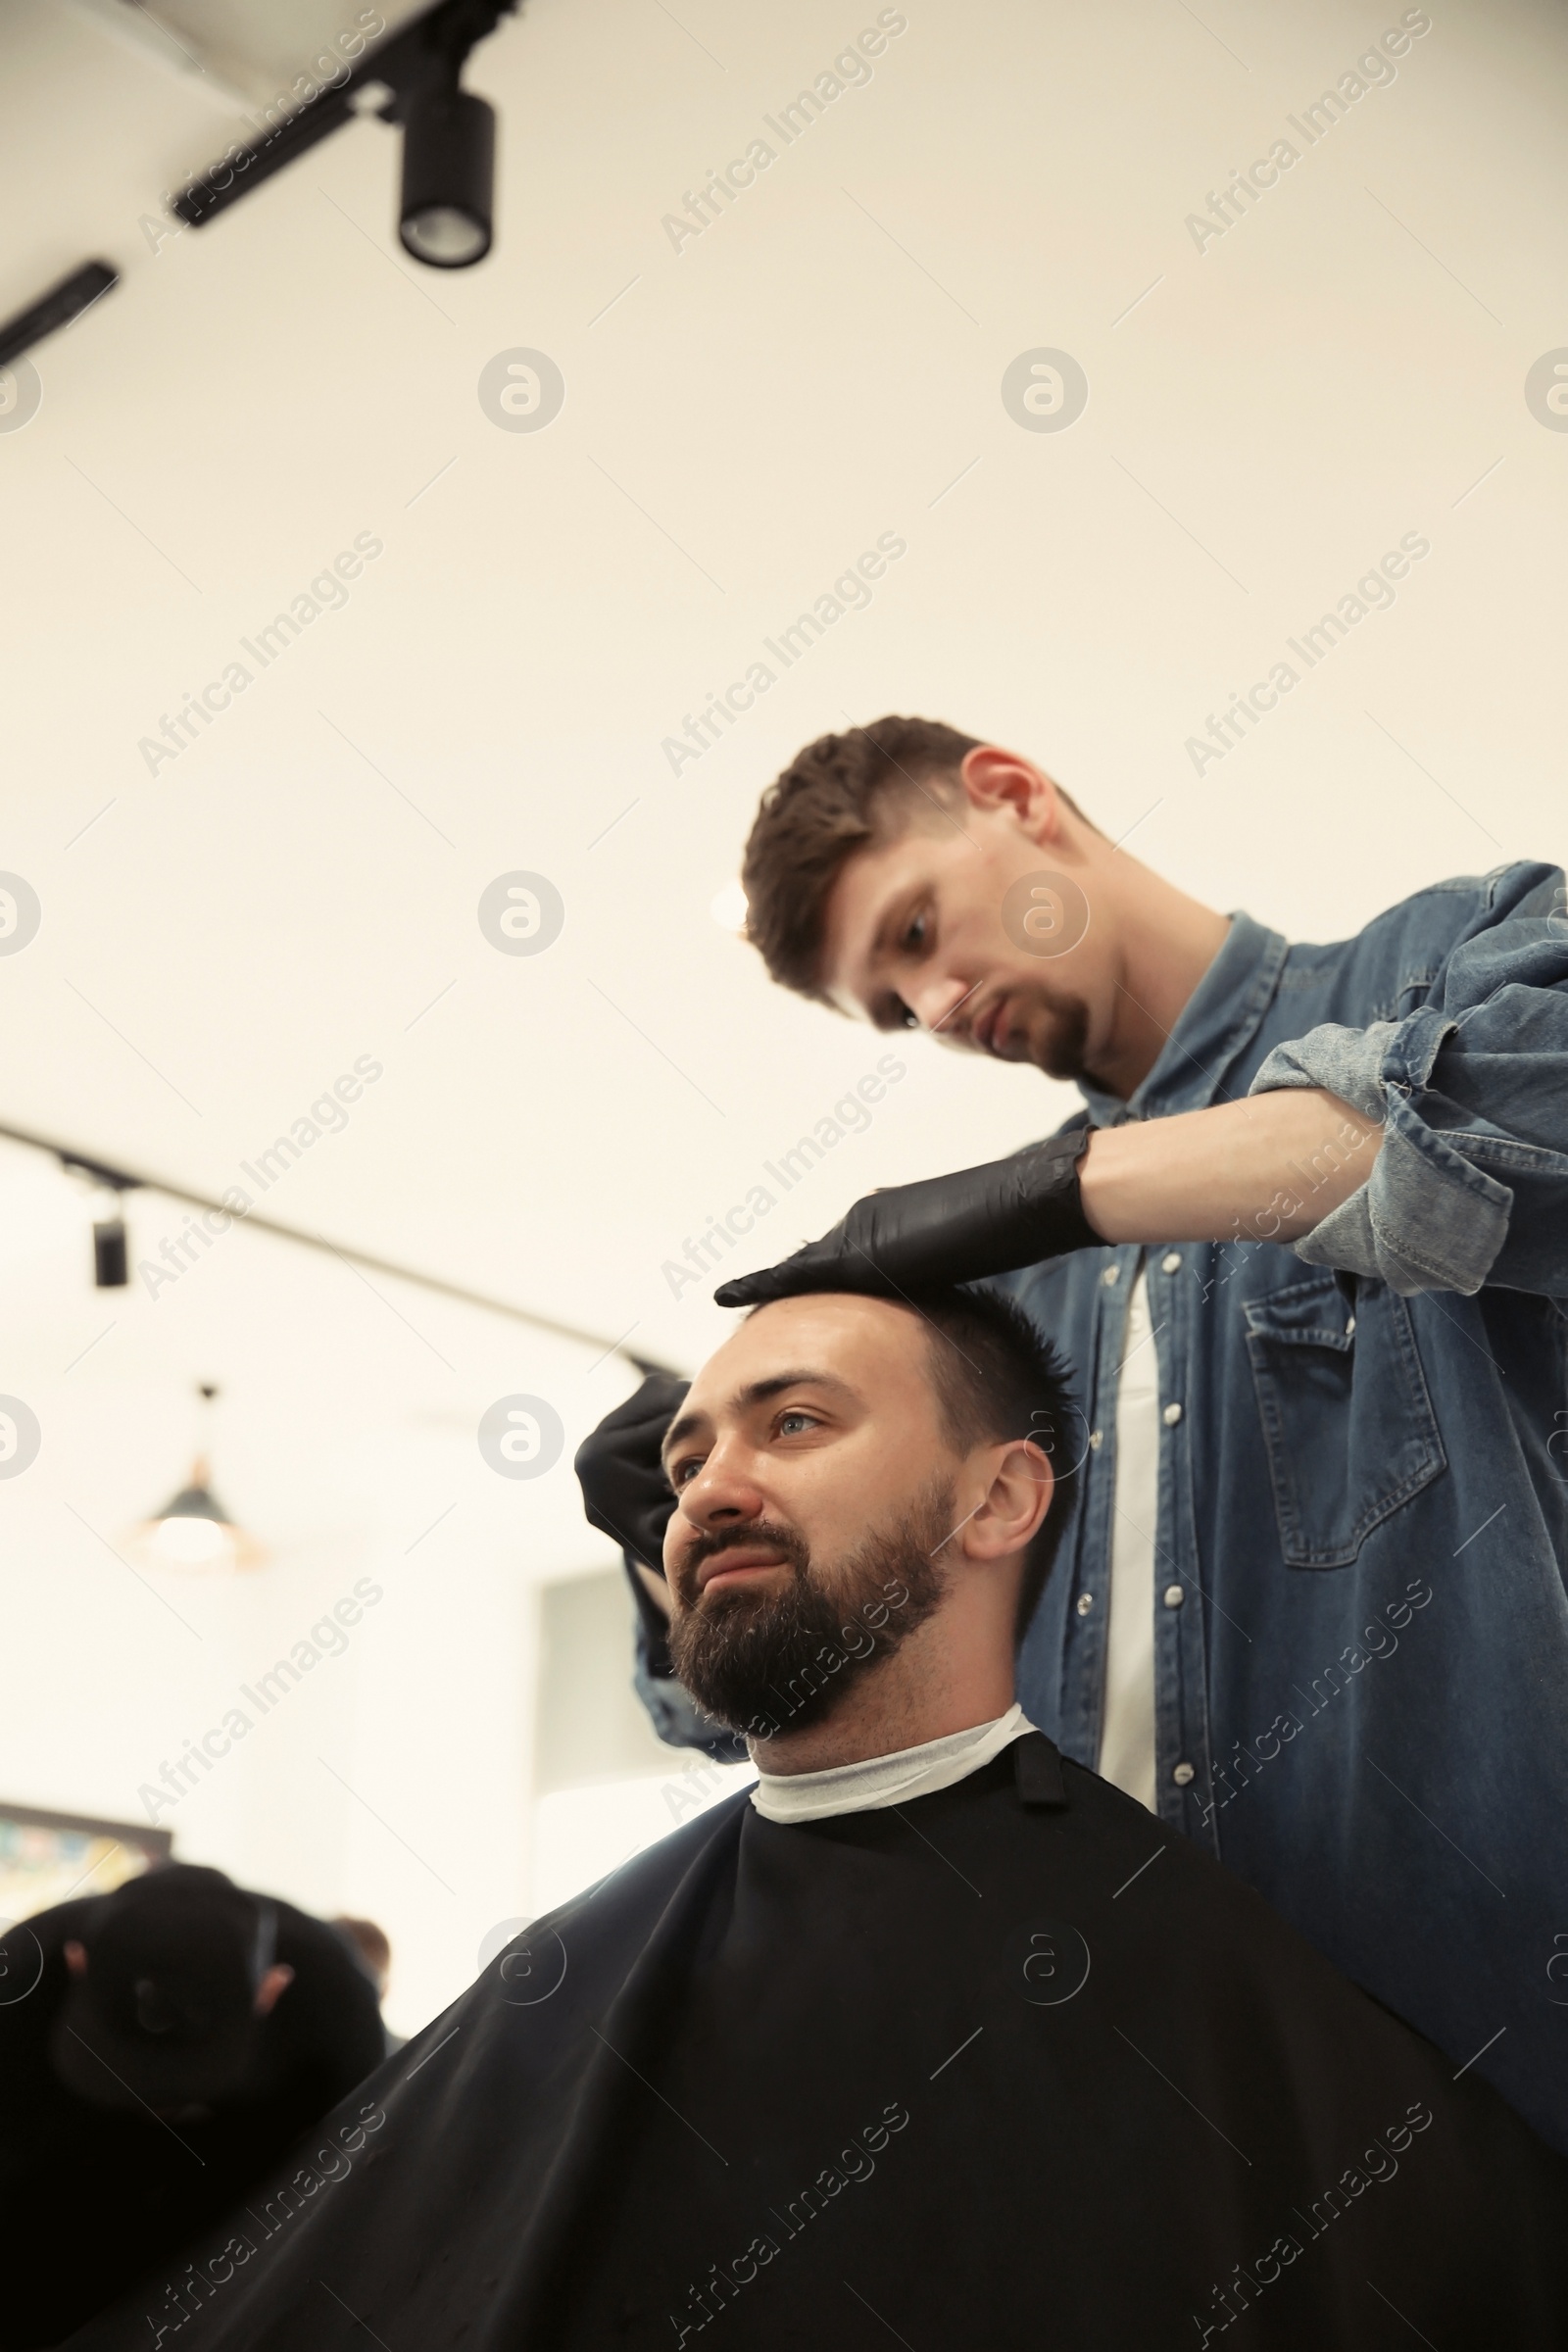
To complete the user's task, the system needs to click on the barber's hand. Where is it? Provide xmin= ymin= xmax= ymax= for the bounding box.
xmin=573 ymin=1371 xmax=688 ymax=1572
xmin=713 ymin=1128 xmax=1099 ymax=1307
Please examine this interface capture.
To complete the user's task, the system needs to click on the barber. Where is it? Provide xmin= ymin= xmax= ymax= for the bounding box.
xmin=578 ymin=716 xmax=1568 ymax=2154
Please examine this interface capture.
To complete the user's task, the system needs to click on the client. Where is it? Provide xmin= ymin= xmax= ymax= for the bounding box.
xmin=70 ymin=1290 xmax=1567 ymax=2350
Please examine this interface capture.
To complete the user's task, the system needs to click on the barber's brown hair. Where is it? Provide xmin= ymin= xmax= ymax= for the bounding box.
xmin=741 ymin=716 xmax=1093 ymax=1004
xmin=741 ymin=717 xmax=983 ymax=1003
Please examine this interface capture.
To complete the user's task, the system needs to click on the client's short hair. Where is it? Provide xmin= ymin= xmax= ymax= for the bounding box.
xmin=905 ymin=1284 xmax=1078 ymax=1638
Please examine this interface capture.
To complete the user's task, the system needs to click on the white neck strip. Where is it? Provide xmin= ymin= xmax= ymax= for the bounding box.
xmin=750 ymin=1702 xmax=1036 ymax=1826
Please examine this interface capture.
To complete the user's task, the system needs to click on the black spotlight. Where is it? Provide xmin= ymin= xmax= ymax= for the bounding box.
xmin=93 ymin=1212 xmax=128 ymax=1290
xmin=400 ymin=78 xmax=496 ymax=267
xmin=61 ymin=1155 xmax=135 ymax=1289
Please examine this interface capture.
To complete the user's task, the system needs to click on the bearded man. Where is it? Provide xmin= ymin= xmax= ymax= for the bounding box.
xmin=68 ymin=1287 xmax=1568 ymax=2352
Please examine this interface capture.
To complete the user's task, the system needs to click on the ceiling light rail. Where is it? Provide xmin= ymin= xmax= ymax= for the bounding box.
xmin=6 ymin=1116 xmax=659 ymax=1371
xmin=169 ymin=0 xmax=520 ymax=269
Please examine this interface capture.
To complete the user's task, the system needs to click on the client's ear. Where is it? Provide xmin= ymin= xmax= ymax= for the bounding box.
xmin=961 ymin=1441 xmax=1054 ymax=1564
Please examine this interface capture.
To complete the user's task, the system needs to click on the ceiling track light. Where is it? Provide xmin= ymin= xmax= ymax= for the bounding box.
xmin=399 ymin=75 xmax=496 ymax=267
xmin=92 ymin=1201 xmax=128 ymax=1291
xmin=169 ymin=0 xmax=519 ymax=269
xmin=61 ymin=1149 xmax=134 ymax=1290
xmin=0 ymin=261 xmax=118 ymax=376
xmin=8 ymin=1113 xmax=657 ymax=1368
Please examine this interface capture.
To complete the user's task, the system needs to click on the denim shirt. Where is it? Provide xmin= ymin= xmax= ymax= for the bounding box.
xmin=633 ymin=861 xmax=1568 ymax=2149
xmin=990 ymin=860 xmax=1568 ymax=2152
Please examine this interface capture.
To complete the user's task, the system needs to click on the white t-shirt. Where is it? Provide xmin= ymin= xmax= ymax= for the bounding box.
xmin=1098 ymin=1262 xmax=1158 ymax=1813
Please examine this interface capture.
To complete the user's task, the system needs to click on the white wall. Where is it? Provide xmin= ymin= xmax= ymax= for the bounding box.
xmin=0 ymin=1136 xmax=628 ymax=2036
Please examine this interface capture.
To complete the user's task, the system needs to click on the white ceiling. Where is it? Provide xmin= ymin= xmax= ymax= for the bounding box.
xmin=127 ymin=0 xmax=431 ymax=103
xmin=67 ymin=0 xmax=431 ymax=106
xmin=2 ymin=0 xmax=1563 ymax=2025
xmin=4 ymin=0 xmax=1564 ymax=1396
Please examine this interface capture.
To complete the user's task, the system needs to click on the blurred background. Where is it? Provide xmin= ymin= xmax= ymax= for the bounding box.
xmin=0 ymin=0 xmax=1562 ymax=2037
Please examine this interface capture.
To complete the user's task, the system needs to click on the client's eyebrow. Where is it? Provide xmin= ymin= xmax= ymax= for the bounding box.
xmin=662 ymin=1369 xmax=856 ymax=1469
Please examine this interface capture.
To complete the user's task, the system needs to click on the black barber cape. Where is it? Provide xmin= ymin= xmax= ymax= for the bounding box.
xmin=70 ymin=1739 xmax=1568 ymax=2351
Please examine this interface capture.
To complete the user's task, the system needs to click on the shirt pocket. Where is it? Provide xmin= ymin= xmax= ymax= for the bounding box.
xmin=1243 ymin=1272 xmax=1446 ymax=1567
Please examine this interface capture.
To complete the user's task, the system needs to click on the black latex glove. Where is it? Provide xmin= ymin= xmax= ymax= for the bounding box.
xmin=713 ymin=1125 xmax=1099 ymax=1307
xmin=573 ymin=1370 xmax=689 ymax=1570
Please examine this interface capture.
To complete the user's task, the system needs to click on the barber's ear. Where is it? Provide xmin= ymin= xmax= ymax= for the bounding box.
xmin=254 ymin=1963 xmax=295 ymax=2017
xmin=64 ymin=1938 xmax=88 ymax=1980
xmin=962 ymin=1441 xmax=1054 ymax=1562
xmin=957 ymin=748 xmax=1063 ymax=845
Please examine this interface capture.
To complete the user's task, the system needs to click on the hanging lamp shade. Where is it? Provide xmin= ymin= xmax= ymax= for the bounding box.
xmin=129 ymin=1388 xmax=265 ymax=1572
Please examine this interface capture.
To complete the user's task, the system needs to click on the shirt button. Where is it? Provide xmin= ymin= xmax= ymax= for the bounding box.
xmin=1161 ymin=1251 xmax=1182 ymax=1274
xmin=1075 ymin=1592 xmax=1094 ymax=1616
xmin=1172 ymin=1762 xmax=1195 ymax=1787
xmin=1162 ymin=1401 xmax=1183 ymax=1426
xmin=1346 ymin=1315 xmax=1356 ymax=1337
xmin=1102 ymin=1264 xmax=1120 ymax=1288
xmin=1163 ymin=1584 xmax=1184 ymax=1608
xmin=1088 ymin=1428 xmax=1103 ymax=1450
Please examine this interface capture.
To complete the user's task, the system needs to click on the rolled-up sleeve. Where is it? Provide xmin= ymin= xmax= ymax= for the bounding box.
xmin=1250 ymin=863 xmax=1568 ymax=1298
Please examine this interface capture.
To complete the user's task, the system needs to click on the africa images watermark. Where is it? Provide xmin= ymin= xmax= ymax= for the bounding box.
xmin=143 ymin=2096 xmax=388 ymax=2345
xmin=1184 ymin=530 xmax=1430 ymax=777
xmin=661 ymin=533 xmax=908 ymax=779
xmin=138 ymin=1054 xmax=384 ymax=1298
xmin=139 ymin=10 xmax=388 ymax=257
xmin=0 ymin=359 xmax=41 ymax=434
xmin=661 ymin=1050 xmax=907 ymax=1299
xmin=136 ymin=1575 xmax=385 ymax=1826
xmin=1184 ymin=11 xmax=1434 ymax=256
xmin=1199 ymin=1579 xmax=1434 ymax=1832
xmin=137 ymin=533 xmax=384 ymax=776
xmin=1224 ymin=1103 xmax=1385 ymax=1257
xmin=668 ymin=2094 xmax=912 ymax=2344
xmin=1526 ymin=350 xmax=1568 ymax=430
xmin=661 ymin=10 xmax=909 ymax=256
xmin=745 ymin=1577 xmax=915 ymax=1746
xmin=1191 ymin=2098 xmax=1437 ymax=2344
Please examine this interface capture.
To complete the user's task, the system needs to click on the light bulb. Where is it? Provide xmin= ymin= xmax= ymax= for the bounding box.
xmin=144 ymin=1516 xmax=237 ymax=1572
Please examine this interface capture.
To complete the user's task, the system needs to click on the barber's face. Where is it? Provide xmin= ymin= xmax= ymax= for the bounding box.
xmin=818 ymin=792 xmax=1108 ymax=1081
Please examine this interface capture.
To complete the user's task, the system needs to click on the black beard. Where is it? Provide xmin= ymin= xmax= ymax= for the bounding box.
xmin=667 ymin=1479 xmax=956 ymax=1744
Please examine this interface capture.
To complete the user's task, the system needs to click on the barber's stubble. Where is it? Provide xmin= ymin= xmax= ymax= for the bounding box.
xmin=1001 ymin=980 xmax=1092 ymax=1083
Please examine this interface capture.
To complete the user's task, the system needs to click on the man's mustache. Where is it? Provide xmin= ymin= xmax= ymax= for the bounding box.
xmin=673 ymin=1517 xmax=808 ymax=1603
